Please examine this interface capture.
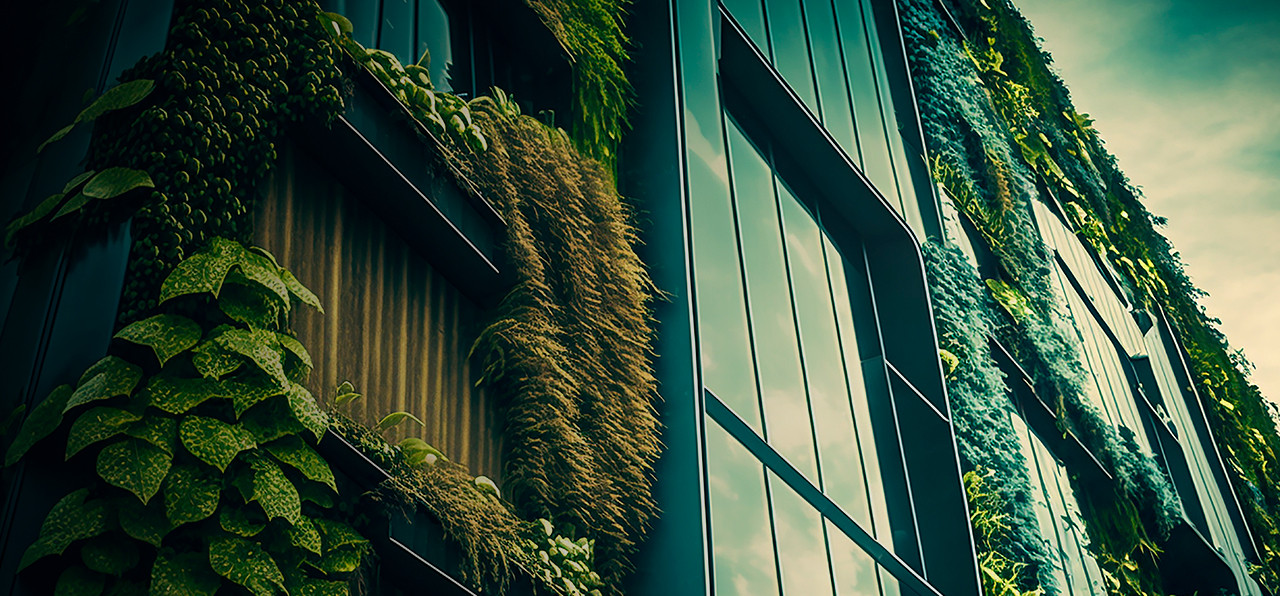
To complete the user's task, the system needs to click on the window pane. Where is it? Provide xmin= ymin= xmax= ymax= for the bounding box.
xmin=832 ymin=0 xmax=898 ymax=200
xmin=803 ymin=0 xmax=859 ymax=157
xmin=706 ymin=418 xmax=781 ymax=596
xmin=765 ymin=0 xmax=819 ymax=111
xmin=692 ymin=109 xmax=765 ymax=431
xmin=724 ymin=0 xmax=769 ymax=50
xmin=827 ymin=520 xmax=882 ymax=596
xmin=769 ymin=473 xmax=835 ymax=596
xmin=416 ymin=0 xmax=453 ymax=92
xmin=779 ymin=187 xmax=873 ymax=526
xmin=727 ymin=119 xmax=820 ymax=481
xmin=825 ymin=237 xmax=891 ymax=539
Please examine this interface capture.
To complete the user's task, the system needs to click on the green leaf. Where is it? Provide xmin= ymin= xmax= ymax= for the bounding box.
xmin=236 ymin=251 xmax=290 ymax=305
xmin=315 ymin=518 xmax=368 ymax=552
xmin=286 ymin=382 xmax=328 ymax=440
xmin=66 ymin=406 xmax=142 ymax=459
xmin=241 ymin=397 xmax=307 ymax=443
xmin=376 ymin=411 xmax=424 ymax=433
xmin=65 ymin=356 xmax=142 ymax=413
xmin=333 ymin=381 xmax=361 ymax=408
xmin=318 ymin=11 xmax=354 ymax=37
xmin=52 ymin=191 xmax=92 ymax=220
xmin=97 ymin=437 xmax=171 ymax=503
xmin=179 ymin=416 xmax=255 ymax=471
xmin=103 ymin=579 xmax=146 ymax=596
xmin=114 ymin=314 xmax=201 ymax=366
xmin=220 ymin=504 xmax=267 ymax=537
xmin=287 ymin=576 xmax=348 ymax=596
xmin=38 ymin=123 xmax=77 ymax=153
xmin=55 ymin=565 xmax=105 ymax=596
xmin=265 ymin=435 xmax=336 ymax=491
xmin=225 ymin=379 xmax=284 ymax=418
xmin=191 ymin=337 xmax=244 ymax=379
xmin=151 ymin=552 xmax=221 ymax=596
xmin=124 ymin=413 xmax=177 ymax=455
xmin=298 ymin=481 xmax=336 ymax=509
xmin=76 ymin=79 xmax=155 ymax=123
xmin=277 ymin=333 xmax=312 ymax=372
xmin=80 ymin=535 xmax=139 ymax=575
xmin=6 ymin=384 xmax=72 ymax=466
xmin=159 ymin=237 xmax=245 ymax=303
xmin=115 ymin=496 xmax=169 ymax=547
xmin=5 ymin=192 xmax=67 ymax=247
xmin=163 ymin=463 xmax=220 ymax=526
xmin=144 ymin=376 xmax=226 ymax=415
xmin=208 ymin=536 xmax=286 ymax=596
xmin=248 ymin=453 xmax=301 ymax=524
xmin=280 ymin=269 xmax=322 ymax=313
xmin=19 ymin=489 xmax=110 ymax=570
xmin=81 ymin=167 xmax=154 ymax=200
xmin=286 ymin=515 xmax=323 ymax=556
xmin=215 ymin=327 xmax=287 ymax=386
xmin=63 ymin=170 xmax=96 ymax=193
xmin=217 ymin=282 xmax=280 ymax=329
xmin=474 ymin=475 xmax=500 ymax=499
xmin=310 ymin=547 xmax=362 ymax=575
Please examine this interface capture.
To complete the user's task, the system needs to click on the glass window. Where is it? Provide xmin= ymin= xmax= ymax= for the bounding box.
xmin=764 ymin=0 xmax=819 ymax=111
xmin=727 ymin=117 xmax=821 ymax=481
xmin=770 ymin=472 xmax=836 ymax=595
xmin=706 ymin=418 xmax=781 ymax=596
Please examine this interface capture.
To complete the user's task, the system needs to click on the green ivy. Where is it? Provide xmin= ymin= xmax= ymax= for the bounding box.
xmin=5 ymin=238 xmax=369 ymax=594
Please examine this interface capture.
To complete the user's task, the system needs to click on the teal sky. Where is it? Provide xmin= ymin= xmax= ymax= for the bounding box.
xmin=1015 ymin=0 xmax=1280 ymax=407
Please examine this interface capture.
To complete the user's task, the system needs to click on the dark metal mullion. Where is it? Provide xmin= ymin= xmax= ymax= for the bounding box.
xmin=858 ymin=247 xmax=926 ymax=578
xmin=705 ymin=391 xmax=941 ymax=596
xmin=374 ymin=0 xmax=385 ymax=49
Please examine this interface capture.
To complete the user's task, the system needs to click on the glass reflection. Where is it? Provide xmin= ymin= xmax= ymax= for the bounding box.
xmin=691 ymin=109 xmax=764 ymax=431
xmin=706 ymin=419 xmax=781 ymax=596
xmin=764 ymin=0 xmax=819 ymax=111
xmin=827 ymin=520 xmax=885 ymax=596
xmin=727 ymin=117 xmax=821 ymax=481
xmin=780 ymin=188 xmax=873 ymax=525
xmin=769 ymin=473 xmax=835 ymax=596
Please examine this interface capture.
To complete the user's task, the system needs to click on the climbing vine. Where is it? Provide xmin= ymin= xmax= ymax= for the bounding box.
xmin=5 ymin=238 xmax=369 ymax=595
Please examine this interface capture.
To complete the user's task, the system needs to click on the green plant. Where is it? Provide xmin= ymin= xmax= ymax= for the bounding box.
xmin=965 ymin=467 xmax=1045 ymax=596
xmin=524 ymin=0 xmax=634 ymax=169
xmin=458 ymin=98 xmax=660 ymax=591
xmin=5 ymin=237 xmax=369 ymax=594
xmin=522 ymin=518 xmax=604 ymax=596
xmin=316 ymin=11 xmax=490 ymax=153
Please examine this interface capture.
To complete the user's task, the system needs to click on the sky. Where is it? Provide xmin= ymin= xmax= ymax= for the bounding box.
xmin=1014 ymin=0 xmax=1280 ymax=408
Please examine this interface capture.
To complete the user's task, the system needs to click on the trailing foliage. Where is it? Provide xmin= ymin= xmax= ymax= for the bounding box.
xmin=904 ymin=0 xmax=1280 ymax=590
xmin=328 ymin=406 xmax=605 ymax=595
xmin=924 ymin=242 xmax=1055 ymax=593
xmin=5 ymin=238 xmax=369 ymax=594
xmin=525 ymin=0 xmax=635 ymax=169
xmin=454 ymin=100 xmax=661 ymax=591
xmin=899 ymin=0 xmax=1198 ymax=592
xmin=965 ymin=467 xmax=1046 ymax=596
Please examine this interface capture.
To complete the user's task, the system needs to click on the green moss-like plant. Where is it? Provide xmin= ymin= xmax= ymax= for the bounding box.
xmin=457 ymin=100 xmax=660 ymax=591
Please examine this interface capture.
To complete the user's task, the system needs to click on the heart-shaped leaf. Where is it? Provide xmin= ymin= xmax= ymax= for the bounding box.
xmin=96 ymin=437 xmax=171 ymax=503
xmin=114 ymin=314 xmax=201 ymax=366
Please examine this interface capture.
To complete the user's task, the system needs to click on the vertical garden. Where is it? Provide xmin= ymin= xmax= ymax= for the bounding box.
xmin=2 ymin=0 xmax=659 ymax=594
xmin=899 ymin=0 xmax=1280 ymax=593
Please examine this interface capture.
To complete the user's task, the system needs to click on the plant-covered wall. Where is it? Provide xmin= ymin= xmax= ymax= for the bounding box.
xmin=900 ymin=0 xmax=1280 ymax=592
xmin=5 ymin=0 xmax=656 ymax=594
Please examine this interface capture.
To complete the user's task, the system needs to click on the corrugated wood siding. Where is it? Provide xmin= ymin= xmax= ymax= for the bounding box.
xmin=254 ymin=143 xmax=502 ymax=479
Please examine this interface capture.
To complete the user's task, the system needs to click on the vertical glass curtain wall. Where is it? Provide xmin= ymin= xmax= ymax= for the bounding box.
xmin=718 ymin=0 xmax=924 ymax=231
xmin=695 ymin=113 xmax=901 ymax=595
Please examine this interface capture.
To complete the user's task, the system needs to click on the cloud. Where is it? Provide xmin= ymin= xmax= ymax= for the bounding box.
xmin=1018 ymin=0 xmax=1280 ymax=403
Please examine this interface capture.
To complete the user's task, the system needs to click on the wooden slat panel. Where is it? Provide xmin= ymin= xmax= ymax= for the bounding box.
xmin=254 ymin=142 xmax=502 ymax=479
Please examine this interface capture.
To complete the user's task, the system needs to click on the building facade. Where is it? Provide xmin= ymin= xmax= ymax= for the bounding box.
xmin=0 ymin=0 xmax=1272 ymax=595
